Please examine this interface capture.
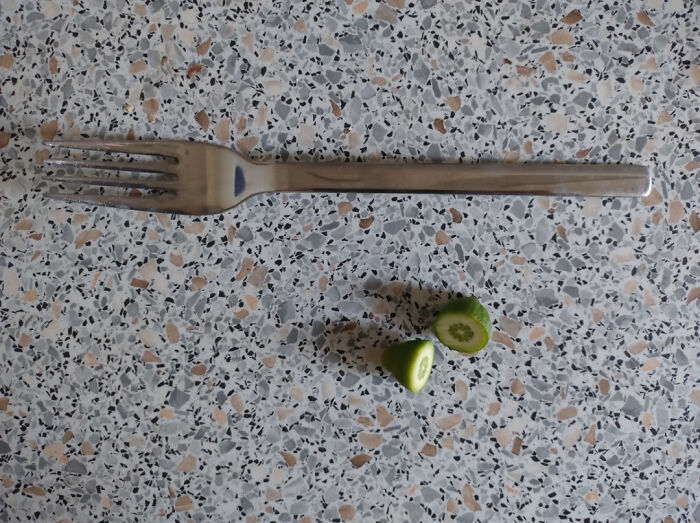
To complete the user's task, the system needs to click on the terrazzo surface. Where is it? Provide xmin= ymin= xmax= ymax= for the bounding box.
xmin=1 ymin=1 xmax=699 ymax=521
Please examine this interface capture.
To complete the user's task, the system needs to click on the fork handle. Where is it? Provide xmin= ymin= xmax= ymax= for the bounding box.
xmin=271 ymin=162 xmax=651 ymax=197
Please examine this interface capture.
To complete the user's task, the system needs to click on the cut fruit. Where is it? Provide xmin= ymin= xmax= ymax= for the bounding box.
xmin=433 ymin=297 xmax=491 ymax=353
xmin=381 ymin=340 xmax=435 ymax=393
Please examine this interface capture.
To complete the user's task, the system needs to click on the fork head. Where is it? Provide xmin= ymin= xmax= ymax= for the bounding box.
xmin=43 ymin=139 xmax=263 ymax=215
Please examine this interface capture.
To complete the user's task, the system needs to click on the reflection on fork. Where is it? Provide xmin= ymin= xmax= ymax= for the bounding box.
xmin=43 ymin=138 xmax=652 ymax=216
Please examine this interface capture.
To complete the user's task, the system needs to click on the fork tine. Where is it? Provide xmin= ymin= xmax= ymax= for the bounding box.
xmin=45 ymin=191 xmax=183 ymax=213
xmin=44 ymin=139 xmax=180 ymax=158
xmin=44 ymin=175 xmax=176 ymax=191
xmin=44 ymin=157 xmax=177 ymax=175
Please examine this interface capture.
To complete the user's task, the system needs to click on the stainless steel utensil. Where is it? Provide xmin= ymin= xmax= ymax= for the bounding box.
xmin=43 ymin=139 xmax=652 ymax=215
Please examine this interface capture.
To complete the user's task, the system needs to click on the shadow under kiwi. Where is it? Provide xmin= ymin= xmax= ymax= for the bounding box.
xmin=314 ymin=280 xmax=473 ymax=377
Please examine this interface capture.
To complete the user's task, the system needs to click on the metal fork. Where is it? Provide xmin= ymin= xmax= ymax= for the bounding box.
xmin=43 ymin=139 xmax=652 ymax=215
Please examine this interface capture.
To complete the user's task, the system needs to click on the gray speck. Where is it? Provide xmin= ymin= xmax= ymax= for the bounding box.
xmin=239 ymin=497 xmax=254 ymax=513
xmin=573 ymin=92 xmax=591 ymax=106
xmin=611 ymin=488 xmax=626 ymax=500
xmin=219 ymin=439 xmax=235 ymax=454
xmin=65 ymin=459 xmax=87 ymax=475
xmin=489 ymin=93 xmax=503 ymax=116
xmin=47 ymin=345 xmax=61 ymax=360
xmin=413 ymin=59 xmax=430 ymax=83
xmin=622 ymin=396 xmax=642 ymax=417
xmin=536 ymin=289 xmax=558 ymax=308
xmin=477 ymin=123 xmax=492 ymax=138
xmin=510 ymin=200 xmax=525 ymax=219
xmin=535 ymin=446 xmax=549 ymax=460
xmin=27 ymin=12 xmax=44 ymax=23
xmin=606 ymin=455 xmax=620 ymax=467
xmin=652 ymin=35 xmax=669 ymax=52
xmin=274 ymin=101 xmax=290 ymax=120
xmin=364 ymin=276 xmax=382 ymax=290
xmin=300 ymin=232 xmax=325 ymax=250
xmin=555 ymin=259 xmax=572 ymax=272
xmin=338 ymin=301 xmax=364 ymax=315
xmin=312 ymin=73 xmax=327 ymax=85
xmin=326 ymin=286 xmax=341 ymax=301
xmin=674 ymin=349 xmax=688 ymax=366
xmin=404 ymin=205 xmax=419 ymax=218
xmin=318 ymin=44 xmax=334 ymax=56
xmin=168 ymin=389 xmax=190 ymax=409
xmin=421 ymin=486 xmax=440 ymax=503
xmin=339 ymin=34 xmax=362 ymax=53
xmin=608 ymin=143 xmax=622 ymax=161
xmin=372 ymin=124 xmax=387 ymax=141
xmin=320 ymin=221 xmax=339 ymax=232
xmin=278 ymin=300 xmax=296 ymax=323
xmin=326 ymin=69 xmax=342 ymax=84
xmin=311 ymin=320 xmax=325 ymax=337
xmin=375 ymin=5 xmax=398 ymax=26
xmin=126 ymin=301 xmax=139 ymax=317
xmin=635 ymin=136 xmax=647 ymax=153
xmin=360 ymin=83 xmax=376 ymax=99
xmin=454 ymin=243 xmax=464 ymax=262
xmin=324 ymin=486 xmax=339 ymax=503
xmin=81 ymin=16 xmax=100 ymax=30
xmin=216 ymin=390 xmax=227 ymax=405
xmin=237 ymin=226 xmax=253 ymax=242
xmin=346 ymin=97 xmax=362 ymax=124
xmin=680 ymin=180 xmax=694 ymax=200
xmin=431 ymin=79 xmax=441 ymax=98
xmin=290 ymin=501 xmax=307 ymax=515
xmin=535 ymin=218 xmax=550 ymax=245
xmin=116 ymin=403 xmax=128 ymax=420
xmin=531 ymin=20 xmax=550 ymax=34
xmin=341 ymin=372 xmax=361 ymax=388
xmin=609 ymin=222 xmax=624 ymax=242
xmin=466 ymin=257 xmax=482 ymax=281
xmin=404 ymin=501 xmax=425 ymax=523
xmin=382 ymin=443 xmax=401 ymax=458
xmin=618 ymin=42 xmax=640 ymax=54
xmin=426 ymin=144 xmax=441 ymax=161
xmin=62 ymin=224 xmax=73 ymax=242
xmin=562 ymin=286 xmax=578 ymax=298
xmin=0 ymin=441 xmax=10 ymax=454
xmin=61 ymin=80 xmax=74 ymax=98
xmin=660 ymin=379 xmax=674 ymax=392
xmin=224 ymin=55 xmax=237 ymax=75
xmin=383 ymin=219 xmax=406 ymax=234
xmin=352 ymin=17 xmax=368 ymax=31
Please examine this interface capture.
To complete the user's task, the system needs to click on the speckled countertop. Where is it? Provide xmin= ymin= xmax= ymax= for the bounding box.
xmin=1 ymin=1 xmax=699 ymax=521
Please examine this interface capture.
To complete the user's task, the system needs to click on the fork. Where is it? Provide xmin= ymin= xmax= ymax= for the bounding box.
xmin=43 ymin=139 xmax=652 ymax=215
